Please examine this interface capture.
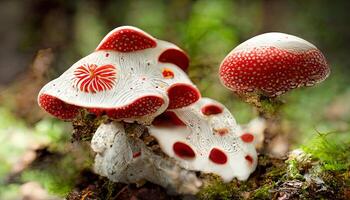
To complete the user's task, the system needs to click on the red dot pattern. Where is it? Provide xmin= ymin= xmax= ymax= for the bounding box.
xmin=97 ymin=28 xmax=157 ymax=52
xmin=38 ymin=94 xmax=80 ymax=120
xmin=158 ymin=48 xmax=189 ymax=72
xmin=167 ymin=83 xmax=201 ymax=109
xmin=201 ymin=104 xmax=223 ymax=116
xmin=209 ymin=148 xmax=228 ymax=164
xmin=173 ymin=142 xmax=196 ymax=159
xmin=89 ymin=95 xmax=164 ymax=119
xmin=220 ymin=47 xmax=329 ymax=97
xmin=152 ymin=111 xmax=186 ymax=127
xmin=240 ymin=133 xmax=254 ymax=143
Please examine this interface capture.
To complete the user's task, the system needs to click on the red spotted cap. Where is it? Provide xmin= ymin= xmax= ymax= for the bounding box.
xmin=38 ymin=26 xmax=200 ymax=124
xmin=219 ymin=32 xmax=330 ymax=97
xmin=149 ymin=98 xmax=257 ymax=182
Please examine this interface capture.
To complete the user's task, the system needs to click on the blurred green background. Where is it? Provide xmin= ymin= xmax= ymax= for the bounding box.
xmin=0 ymin=0 xmax=349 ymax=199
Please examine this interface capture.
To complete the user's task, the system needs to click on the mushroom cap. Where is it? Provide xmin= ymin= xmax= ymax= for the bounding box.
xmin=149 ymin=98 xmax=257 ymax=182
xmin=38 ymin=26 xmax=200 ymax=123
xmin=219 ymin=32 xmax=330 ymax=97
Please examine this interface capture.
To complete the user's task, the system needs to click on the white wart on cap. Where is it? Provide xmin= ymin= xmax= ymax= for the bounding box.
xmin=38 ymin=26 xmax=200 ymax=123
xmin=219 ymin=32 xmax=330 ymax=97
xmin=148 ymin=98 xmax=257 ymax=182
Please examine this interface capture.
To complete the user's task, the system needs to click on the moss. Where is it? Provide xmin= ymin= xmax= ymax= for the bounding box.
xmin=265 ymin=165 xmax=285 ymax=179
xmin=0 ymin=184 xmax=20 ymax=200
xmin=196 ymin=175 xmax=243 ymax=200
xmin=196 ymin=157 xmax=284 ymax=200
xmin=105 ymin=180 xmax=120 ymax=200
xmin=251 ymin=184 xmax=273 ymax=200
xmin=65 ymin=152 xmax=350 ymax=199
xmin=259 ymin=98 xmax=278 ymax=116
xmin=21 ymin=155 xmax=78 ymax=196
xmin=286 ymin=159 xmax=305 ymax=180
xmin=71 ymin=112 xmax=108 ymax=142
xmin=21 ymin=145 xmax=93 ymax=197
xmin=302 ymin=131 xmax=350 ymax=172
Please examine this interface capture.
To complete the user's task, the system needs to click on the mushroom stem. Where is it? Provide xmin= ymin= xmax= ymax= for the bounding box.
xmin=254 ymin=96 xmax=286 ymax=156
xmin=91 ymin=121 xmax=202 ymax=194
xmin=237 ymin=93 xmax=287 ymax=156
xmin=257 ymin=96 xmax=284 ymax=118
xmin=235 ymin=92 xmax=284 ymax=118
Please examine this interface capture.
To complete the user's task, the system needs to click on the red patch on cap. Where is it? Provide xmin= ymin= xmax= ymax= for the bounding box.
xmin=209 ymin=148 xmax=228 ymax=164
xmin=220 ymin=47 xmax=329 ymax=97
xmin=167 ymin=83 xmax=200 ymax=109
xmin=201 ymin=104 xmax=223 ymax=116
xmin=173 ymin=142 xmax=196 ymax=159
xmin=96 ymin=27 xmax=157 ymax=52
xmin=152 ymin=111 xmax=186 ymax=127
xmin=133 ymin=152 xmax=141 ymax=158
xmin=162 ymin=68 xmax=174 ymax=79
xmin=159 ymin=48 xmax=189 ymax=72
xmin=38 ymin=94 xmax=80 ymax=120
xmin=240 ymin=133 xmax=254 ymax=143
xmin=245 ymin=155 xmax=254 ymax=165
xmin=73 ymin=64 xmax=116 ymax=93
xmin=214 ymin=128 xmax=229 ymax=136
xmin=88 ymin=95 xmax=164 ymax=119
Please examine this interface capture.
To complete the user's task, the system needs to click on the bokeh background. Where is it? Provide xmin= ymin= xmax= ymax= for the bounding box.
xmin=1 ymin=0 xmax=349 ymax=199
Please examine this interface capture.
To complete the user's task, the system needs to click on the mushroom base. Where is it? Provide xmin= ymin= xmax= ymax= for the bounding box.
xmin=91 ymin=121 xmax=202 ymax=195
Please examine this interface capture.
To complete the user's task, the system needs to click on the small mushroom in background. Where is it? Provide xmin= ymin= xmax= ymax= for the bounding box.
xmin=148 ymin=98 xmax=258 ymax=182
xmin=218 ymin=32 xmax=330 ymax=156
xmin=38 ymin=26 xmax=200 ymax=124
xmin=91 ymin=121 xmax=202 ymax=195
xmin=219 ymin=32 xmax=330 ymax=115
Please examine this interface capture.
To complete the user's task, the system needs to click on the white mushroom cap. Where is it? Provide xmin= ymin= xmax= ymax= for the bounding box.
xmin=233 ymin=32 xmax=317 ymax=53
xmin=38 ymin=26 xmax=200 ymax=123
xmin=148 ymin=98 xmax=257 ymax=182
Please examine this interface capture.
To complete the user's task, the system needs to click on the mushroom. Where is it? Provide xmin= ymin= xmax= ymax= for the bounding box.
xmin=91 ymin=121 xmax=202 ymax=194
xmin=38 ymin=26 xmax=200 ymax=124
xmin=219 ymin=32 xmax=330 ymax=155
xmin=219 ymin=32 xmax=330 ymax=99
xmin=148 ymin=98 xmax=257 ymax=182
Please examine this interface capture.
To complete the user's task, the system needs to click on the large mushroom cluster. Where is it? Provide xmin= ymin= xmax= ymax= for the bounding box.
xmin=38 ymin=27 xmax=329 ymax=194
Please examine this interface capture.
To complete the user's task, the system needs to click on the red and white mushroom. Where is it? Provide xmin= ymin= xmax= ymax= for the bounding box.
xmin=219 ymin=32 xmax=330 ymax=97
xmin=38 ymin=26 xmax=200 ymax=123
xmin=148 ymin=98 xmax=257 ymax=182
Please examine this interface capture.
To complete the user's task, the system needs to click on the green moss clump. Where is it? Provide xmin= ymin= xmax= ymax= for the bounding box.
xmin=196 ymin=175 xmax=243 ymax=200
xmin=251 ymin=184 xmax=273 ymax=200
xmin=286 ymin=159 xmax=304 ymax=180
xmin=302 ymin=132 xmax=350 ymax=171
xmin=21 ymin=155 xmax=78 ymax=196
xmin=196 ymin=156 xmax=286 ymax=200
xmin=21 ymin=147 xmax=93 ymax=197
